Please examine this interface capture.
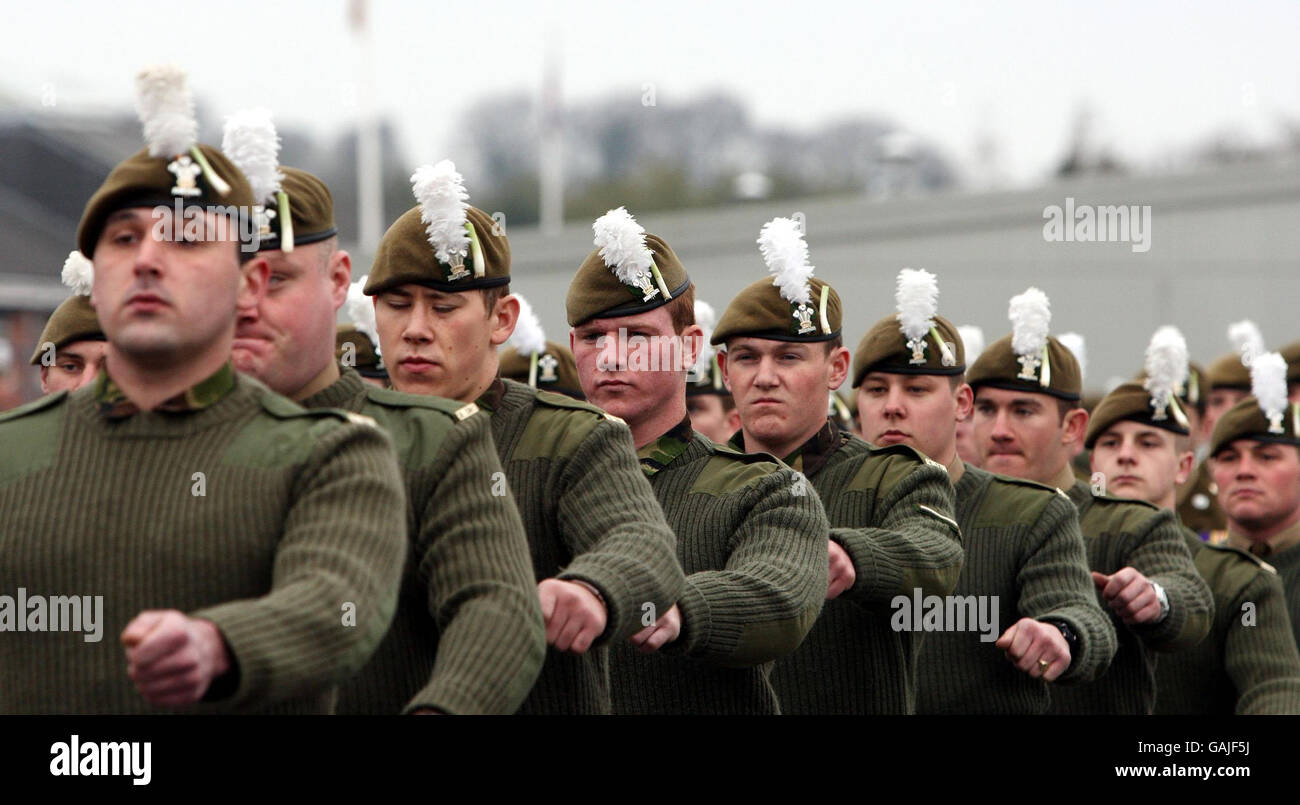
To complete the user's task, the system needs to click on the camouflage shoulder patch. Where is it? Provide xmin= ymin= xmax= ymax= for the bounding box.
xmin=0 ymin=390 xmax=68 ymax=424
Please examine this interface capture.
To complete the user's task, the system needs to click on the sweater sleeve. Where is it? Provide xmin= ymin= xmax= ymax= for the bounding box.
xmin=1018 ymin=494 xmax=1117 ymax=684
xmin=1127 ymin=511 xmax=1214 ymax=652
xmin=673 ymin=467 xmax=828 ymax=667
xmin=554 ymin=418 xmax=686 ymax=644
xmin=403 ymin=412 xmax=546 ymax=715
xmin=1228 ymin=570 xmax=1300 ymax=715
xmin=193 ymin=419 xmax=407 ymax=707
xmin=834 ymin=459 xmax=963 ymax=607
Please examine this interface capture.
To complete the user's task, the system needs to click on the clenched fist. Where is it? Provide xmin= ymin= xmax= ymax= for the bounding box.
xmin=538 ymin=578 xmax=607 ymax=654
xmin=1093 ymin=568 xmax=1163 ymax=625
xmin=121 ymin=610 xmax=231 ymax=707
xmin=994 ymin=618 xmax=1070 ymax=682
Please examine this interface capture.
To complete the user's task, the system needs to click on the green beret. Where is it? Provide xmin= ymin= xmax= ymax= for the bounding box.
xmin=335 ymin=324 xmax=386 ymax=379
xmin=852 ymin=313 xmax=964 ymax=387
xmin=500 ymin=341 xmax=584 ymax=400
xmin=1084 ymin=381 xmax=1191 ymax=448
xmin=77 ymin=145 xmax=254 ymax=258
xmin=366 ymin=204 xmax=509 ymax=296
xmin=29 ymin=295 xmax=104 ymax=365
xmin=566 ymin=233 xmax=691 ymax=327
xmin=713 ymin=276 xmax=842 ymax=345
xmin=967 ymin=334 xmax=1082 ymax=402
xmin=258 ymin=166 xmax=337 ymax=251
xmin=1210 ymin=396 xmax=1300 ymax=456
xmin=1282 ymin=341 xmax=1300 ymax=384
xmin=1207 ymin=351 xmax=1251 ymax=391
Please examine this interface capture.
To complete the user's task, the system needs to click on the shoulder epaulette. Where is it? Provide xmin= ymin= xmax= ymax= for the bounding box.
xmin=863 ymin=440 xmax=931 ymax=466
xmin=1202 ymin=541 xmax=1277 ymax=574
xmin=258 ymin=391 xmax=355 ymax=424
xmin=532 ymin=388 xmax=607 ymax=415
xmin=986 ymin=471 xmax=1062 ymax=495
xmin=363 ymin=386 xmax=480 ymax=421
xmin=0 ymin=391 xmax=67 ymax=424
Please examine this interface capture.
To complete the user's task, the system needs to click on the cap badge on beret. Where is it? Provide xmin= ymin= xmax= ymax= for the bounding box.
xmin=896 ymin=268 xmax=956 ymax=366
xmin=414 ymin=161 xmax=487 ymax=282
xmin=1009 ymin=287 xmax=1052 ymax=386
xmin=136 ymin=65 xmax=231 ymax=199
xmin=223 ymin=108 xmax=294 ymax=251
xmin=593 ymin=207 xmax=671 ymax=303
xmin=758 ymin=217 xmax=830 ymax=336
xmin=537 ymin=353 xmax=559 ymax=383
xmin=1143 ymin=325 xmax=1190 ymax=427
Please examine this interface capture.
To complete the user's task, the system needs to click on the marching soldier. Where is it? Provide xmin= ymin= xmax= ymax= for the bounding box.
xmin=1089 ymin=328 xmax=1300 ymax=714
xmin=0 ymin=66 xmax=407 ymax=714
xmin=1188 ymin=322 xmax=1267 ymax=539
xmin=715 ymin=219 xmax=963 ymax=715
xmin=364 ymin=163 xmax=685 ymax=714
xmin=499 ymin=293 xmax=584 ymax=399
xmin=1209 ymin=351 xmax=1300 ymax=652
xmin=567 ymin=208 xmax=828 ymax=714
xmin=684 ymin=299 xmax=741 ymax=443
xmin=29 ymin=251 xmax=106 ymax=394
xmin=224 ymin=110 xmax=545 ymax=715
xmin=967 ymin=287 xmax=1212 ymax=714
xmin=856 ymin=269 xmax=1114 ymax=714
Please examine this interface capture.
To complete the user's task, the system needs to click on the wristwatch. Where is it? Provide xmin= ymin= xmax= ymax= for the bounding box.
xmin=1150 ymin=581 xmax=1170 ymax=623
xmin=1043 ymin=619 xmax=1079 ymax=672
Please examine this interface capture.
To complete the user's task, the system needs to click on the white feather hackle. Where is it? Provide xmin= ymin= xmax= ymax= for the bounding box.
xmin=222 ymin=108 xmax=283 ymax=204
xmin=1059 ymin=332 xmax=1087 ymax=381
xmin=592 ymin=207 xmax=653 ymax=283
xmin=135 ymin=64 xmax=198 ymax=158
xmin=1228 ymin=320 xmax=1265 ymax=366
xmin=1251 ymin=351 xmax=1288 ymax=424
xmin=1008 ymin=287 xmax=1051 ymax=358
xmin=957 ymin=325 xmax=985 ymax=359
xmin=345 ymin=276 xmax=380 ymax=357
xmin=1143 ymin=326 xmax=1189 ymax=410
xmin=757 ymin=217 xmax=813 ymax=305
xmin=61 ymin=251 xmax=94 ymax=297
xmin=412 ymin=161 xmax=470 ymax=265
xmin=509 ymin=294 xmax=547 ymax=355
xmin=895 ymin=268 xmax=940 ymax=342
xmin=693 ymin=300 xmax=718 ymax=370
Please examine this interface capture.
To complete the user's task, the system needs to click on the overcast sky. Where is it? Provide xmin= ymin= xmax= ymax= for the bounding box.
xmin=3 ymin=0 xmax=1297 ymax=185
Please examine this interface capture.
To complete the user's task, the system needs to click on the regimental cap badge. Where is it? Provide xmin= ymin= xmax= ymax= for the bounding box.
xmin=757 ymin=216 xmax=829 ymax=336
xmin=1143 ymin=326 xmax=1190 ymax=426
xmin=412 ymin=160 xmax=487 ymax=282
xmin=592 ymin=207 xmax=671 ymax=303
xmin=1009 ymin=287 xmax=1052 ymax=385
xmin=135 ymin=64 xmax=231 ymax=199
xmin=222 ymin=108 xmax=293 ymax=251
xmin=895 ymin=268 xmax=955 ymax=367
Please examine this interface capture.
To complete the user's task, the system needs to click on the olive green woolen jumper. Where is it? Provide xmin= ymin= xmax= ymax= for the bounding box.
xmin=303 ymin=367 xmax=546 ymax=715
xmin=0 ymin=370 xmax=407 ymax=714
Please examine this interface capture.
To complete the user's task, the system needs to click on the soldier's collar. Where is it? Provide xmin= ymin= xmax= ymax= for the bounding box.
xmin=301 ymin=364 xmax=366 ymax=410
xmin=781 ymin=417 xmax=842 ymax=477
xmin=1227 ymin=518 xmax=1300 ymax=558
xmin=95 ymin=362 xmax=236 ymax=421
xmin=637 ymin=416 xmax=694 ymax=477
xmin=475 ymin=375 xmax=508 ymax=412
xmin=1049 ymin=462 xmax=1079 ymax=495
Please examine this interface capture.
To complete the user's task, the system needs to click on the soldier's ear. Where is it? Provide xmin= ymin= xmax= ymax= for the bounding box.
xmin=1062 ymin=407 xmax=1089 ymax=445
xmin=954 ymin=383 xmax=974 ymax=421
xmin=237 ymin=255 xmax=270 ymax=314
xmin=489 ymin=294 xmax=520 ymax=348
xmin=827 ymin=346 xmax=851 ymax=389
